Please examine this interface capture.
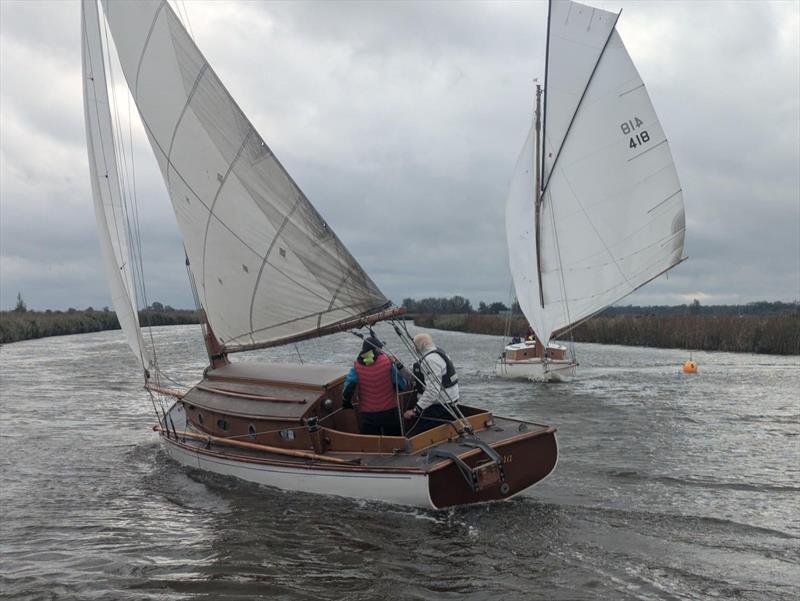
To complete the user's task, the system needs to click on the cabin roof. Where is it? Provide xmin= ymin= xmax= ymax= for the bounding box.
xmin=206 ymin=361 xmax=348 ymax=388
xmin=184 ymin=361 xmax=348 ymax=420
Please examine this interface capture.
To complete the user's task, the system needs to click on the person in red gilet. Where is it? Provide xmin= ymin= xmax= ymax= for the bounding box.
xmin=342 ymin=336 xmax=408 ymax=436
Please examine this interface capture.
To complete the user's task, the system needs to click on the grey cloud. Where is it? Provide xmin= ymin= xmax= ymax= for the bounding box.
xmin=0 ymin=0 xmax=798 ymax=313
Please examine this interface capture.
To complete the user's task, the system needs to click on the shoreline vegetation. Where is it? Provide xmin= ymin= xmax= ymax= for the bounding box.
xmin=1 ymin=296 xmax=797 ymax=355
xmin=0 ymin=303 xmax=201 ymax=345
xmin=411 ymin=312 xmax=799 ymax=356
xmin=403 ymin=296 xmax=799 ymax=356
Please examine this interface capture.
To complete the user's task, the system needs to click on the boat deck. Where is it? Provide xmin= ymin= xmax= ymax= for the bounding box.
xmin=162 ymin=402 xmax=553 ymax=474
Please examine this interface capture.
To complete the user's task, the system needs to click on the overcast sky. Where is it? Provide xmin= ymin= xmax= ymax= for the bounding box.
xmin=1 ymin=0 xmax=798 ymax=311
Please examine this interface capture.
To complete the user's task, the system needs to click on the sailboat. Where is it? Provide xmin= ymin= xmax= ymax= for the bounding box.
xmin=497 ymin=0 xmax=686 ymax=382
xmin=82 ymin=0 xmax=557 ymax=509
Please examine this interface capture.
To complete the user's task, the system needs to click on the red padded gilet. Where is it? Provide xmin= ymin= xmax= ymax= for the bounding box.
xmin=354 ymin=353 xmax=396 ymax=413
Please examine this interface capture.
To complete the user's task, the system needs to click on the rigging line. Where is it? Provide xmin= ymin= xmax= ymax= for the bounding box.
xmin=541 ymin=0 xmax=552 ymax=188
xmin=83 ymin=3 xmax=149 ymax=375
xmin=386 ymin=320 xmax=469 ymax=428
xmin=546 ymin=187 xmax=573 ymax=354
xmin=101 ymin=15 xmax=144 ymax=309
xmin=101 ymin=11 xmax=161 ymax=378
xmin=180 ymin=0 xmax=195 ymax=39
xmin=541 ymin=8 xmax=622 ymax=197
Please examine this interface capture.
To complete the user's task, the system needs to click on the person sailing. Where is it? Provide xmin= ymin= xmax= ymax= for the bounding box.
xmin=403 ymin=332 xmax=459 ymax=431
xmin=342 ymin=336 xmax=408 ymax=436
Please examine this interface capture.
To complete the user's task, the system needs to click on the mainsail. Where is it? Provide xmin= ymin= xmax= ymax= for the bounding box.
xmin=82 ymin=0 xmax=151 ymax=372
xmin=506 ymin=0 xmax=686 ymax=347
xmin=93 ymin=0 xmax=388 ymax=353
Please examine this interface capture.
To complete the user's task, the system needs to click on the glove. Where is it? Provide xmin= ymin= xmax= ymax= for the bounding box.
xmin=342 ymin=396 xmax=353 ymax=410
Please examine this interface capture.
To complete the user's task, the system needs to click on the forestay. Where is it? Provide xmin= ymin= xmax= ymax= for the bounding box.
xmin=82 ymin=0 xmax=151 ymax=373
xmin=507 ymin=0 xmax=685 ymax=347
xmin=99 ymin=0 xmax=388 ymax=351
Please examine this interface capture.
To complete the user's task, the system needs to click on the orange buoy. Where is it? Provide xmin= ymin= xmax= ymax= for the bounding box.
xmin=682 ymin=353 xmax=698 ymax=374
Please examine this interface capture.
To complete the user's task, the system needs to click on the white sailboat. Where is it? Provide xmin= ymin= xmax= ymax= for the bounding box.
xmin=497 ymin=0 xmax=686 ymax=382
xmin=83 ymin=0 xmax=558 ymax=509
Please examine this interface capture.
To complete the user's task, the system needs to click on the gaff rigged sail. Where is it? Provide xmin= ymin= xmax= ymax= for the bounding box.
xmin=95 ymin=0 xmax=388 ymax=353
xmin=506 ymin=0 xmax=685 ymax=347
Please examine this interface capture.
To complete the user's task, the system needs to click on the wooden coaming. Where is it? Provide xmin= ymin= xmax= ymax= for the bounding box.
xmin=506 ymin=341 xmax=567 ymax=361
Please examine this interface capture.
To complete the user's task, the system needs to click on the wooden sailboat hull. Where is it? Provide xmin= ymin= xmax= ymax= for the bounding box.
xmin=158 ymin=402 xmax=557 ymax=509
xmin=496 ymin=340 xmax=577 ymax=382
xmin=495 ymin=358 xmax=577 ymax=382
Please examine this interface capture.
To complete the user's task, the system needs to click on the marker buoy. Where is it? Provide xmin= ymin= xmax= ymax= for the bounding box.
xmin=682 ymin=353 xmax=698 ymax=374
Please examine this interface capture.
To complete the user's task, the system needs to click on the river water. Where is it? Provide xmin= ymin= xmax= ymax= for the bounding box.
xmin=1 ymin=324 xmax=798 ymax=600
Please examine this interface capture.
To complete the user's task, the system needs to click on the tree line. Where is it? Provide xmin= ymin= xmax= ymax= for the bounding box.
xmin=0 ymin=299 xmax=202 ymax=345
xmin=412 ymin=312 xmax=799 ymax=355
xmin=403 ymin=296 xmax=798 ymax=318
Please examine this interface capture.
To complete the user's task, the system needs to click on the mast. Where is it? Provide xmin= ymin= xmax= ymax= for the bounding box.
xmin=533 ymin=84 xmax=545 ymax=308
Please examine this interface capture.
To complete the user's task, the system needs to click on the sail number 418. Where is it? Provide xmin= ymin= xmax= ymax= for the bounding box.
xmin=621 ymin=117 xmax=650 ymax=149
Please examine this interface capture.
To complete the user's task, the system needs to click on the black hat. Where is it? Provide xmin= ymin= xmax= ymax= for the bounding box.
xmin=361 ymin=336 xmax=383 ymax=354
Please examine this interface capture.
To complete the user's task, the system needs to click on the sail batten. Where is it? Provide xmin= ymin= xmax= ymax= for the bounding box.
xmin=99 ymin=0 xmax=388 ymax=350
xmin=506 ymin=0 xmax=685 ymax=348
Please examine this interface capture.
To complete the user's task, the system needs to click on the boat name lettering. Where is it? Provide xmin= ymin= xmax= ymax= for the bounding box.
xmin=502 ymin=454 xmax=513 ymax=464
xmin=620 ymin=117 xmax=644 ymax=135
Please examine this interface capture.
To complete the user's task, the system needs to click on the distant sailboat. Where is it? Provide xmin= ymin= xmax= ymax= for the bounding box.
xmin=83 ymin=0 xmax=558 ymax=508
xmin=497 ymin=0 xmax=686 ymax=382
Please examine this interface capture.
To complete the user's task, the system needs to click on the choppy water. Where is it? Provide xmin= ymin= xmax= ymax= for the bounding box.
xmin=1 ymin=324 xmax=798 ymax=600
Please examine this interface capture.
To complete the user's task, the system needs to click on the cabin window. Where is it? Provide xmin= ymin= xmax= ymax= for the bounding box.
xmin=197 ymin=413 xmax=204 ymax=424
xmin=248 ymin=424 xmax=257 ymax=439
xmin=217 ymin=419 xmax=228 ymax=431
xmin=280 ymin=429 xmax=295 ymax=441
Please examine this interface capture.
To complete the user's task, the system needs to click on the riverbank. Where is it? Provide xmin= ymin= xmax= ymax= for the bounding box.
xmin=0 ymin=309 xmax=202 ymax=344
xmin=412 ymin=313 xmax=800 ymax=355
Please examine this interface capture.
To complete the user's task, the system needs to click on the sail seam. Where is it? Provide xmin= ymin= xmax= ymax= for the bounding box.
xmin=133 ymin=0 xmax=166 ymax=99
xmin=321 ymin=268 xmax=357 ymax=329
xmin=166 ymin=62 xmax=209 ymax=188
xmin=560 ymin=163 xmax=635 ymax=292
xmin=628 ymin=139 xmax=668 ymax=162
xmin=552 ymin=257 xmax=687 ymax=337
xmin=200 ymin=128 xmax=253 ymax=309
xmin=620 ymin=83 xmax=645 ymax=97
xmin=247 ymin=197 xmax=302 ymax=342
xmin=647 ymin=189 xmax=682 ymax=214
xmin=541 ymin=9 xmax=622 ymax=197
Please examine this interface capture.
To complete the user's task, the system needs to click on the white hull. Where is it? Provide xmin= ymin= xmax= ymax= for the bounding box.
xmin=160 ymin=434 xmax=434 ymax=508
xmin=159 ymin=403 xmax=433 ymax=507
xmin=495 ymin=358 xmax=577 ymax=382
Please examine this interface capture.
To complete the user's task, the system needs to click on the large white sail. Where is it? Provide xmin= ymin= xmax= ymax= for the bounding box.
xmin=507 ymin=0 xmax=685 ymax=347
xmin=98 ymin=0 xmax=388 ymax=351
xmin=82 ymin=0 xmax=151 ymax=372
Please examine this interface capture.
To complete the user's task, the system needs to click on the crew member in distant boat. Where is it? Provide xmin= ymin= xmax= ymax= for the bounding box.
xmin=404 ymin=333 xmax=460 ymax=431
xmin=342 ymin=336 xmax=408 ymax=436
